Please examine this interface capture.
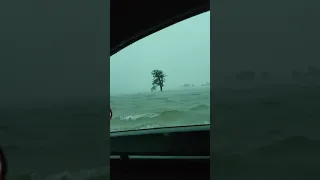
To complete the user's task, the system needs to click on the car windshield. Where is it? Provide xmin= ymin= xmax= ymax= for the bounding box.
xmin=110 ymin=11 xmax=210 ymax=132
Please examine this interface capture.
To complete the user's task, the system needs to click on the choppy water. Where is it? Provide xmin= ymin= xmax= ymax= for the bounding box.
xmin=3 ymin=82 xmax=320 ymax=179
xmin=110 ymin=87 xmax=210 ymax=132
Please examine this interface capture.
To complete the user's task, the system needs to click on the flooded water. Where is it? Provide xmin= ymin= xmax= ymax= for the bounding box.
xmin=110 ymin=87 xmax=210 ymax=132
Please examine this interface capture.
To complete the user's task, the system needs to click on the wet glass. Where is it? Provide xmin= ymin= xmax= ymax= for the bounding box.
xmin=110 ymin=12 xmax=210 ymax=132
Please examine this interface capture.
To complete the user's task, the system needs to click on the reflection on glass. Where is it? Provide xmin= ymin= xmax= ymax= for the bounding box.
xmin=110 ymin=12 xmax=210 ymax=132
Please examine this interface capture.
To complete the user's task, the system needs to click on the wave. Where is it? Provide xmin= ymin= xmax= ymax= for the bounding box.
xmin=117 ymin=113 xmax=160 ymax=121
xmin=136 ymin=123 xmax=162 ymax=130
xmin=154 ymin=109 xmax=187 ymax=120
xmin=189 ymin=104 xmax=210 ymax=111
xmin=115 ymin=109 xmax=187 ymax=122
xmin=114 ymin=104 xmax=210 ymax=122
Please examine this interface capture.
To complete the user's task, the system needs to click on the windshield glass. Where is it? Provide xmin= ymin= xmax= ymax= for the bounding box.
xmin=110 ymin=11 xmax=210 ymax=132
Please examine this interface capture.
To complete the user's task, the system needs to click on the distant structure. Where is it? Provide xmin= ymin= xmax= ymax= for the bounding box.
xmin=201 ymin=82 xmax=210 ymax=87
xmin=179 ymin=82 xmax=209 ymax=88
xmin=181 ymin=84 xmax=191 ymax=88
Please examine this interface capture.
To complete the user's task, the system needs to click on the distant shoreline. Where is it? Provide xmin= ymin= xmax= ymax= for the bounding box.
xmin=111 ymin=86 xmax=210 ymax=97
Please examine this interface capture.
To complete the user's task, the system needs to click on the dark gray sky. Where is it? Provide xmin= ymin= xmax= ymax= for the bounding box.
xmin=111 ymin=12 xmax=210 ymax=95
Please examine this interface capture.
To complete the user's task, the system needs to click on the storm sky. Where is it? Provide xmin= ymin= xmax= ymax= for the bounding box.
xmin=111 ymin=12 xmax=210 ymax=95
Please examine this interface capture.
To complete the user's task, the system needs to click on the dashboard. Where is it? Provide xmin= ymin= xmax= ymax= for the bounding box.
xmin=110 ymin=125 xmax=210 ymax=179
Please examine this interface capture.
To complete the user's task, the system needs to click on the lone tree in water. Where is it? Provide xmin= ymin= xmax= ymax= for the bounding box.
xmin=151 ymin=69 xmax=166 ymax=91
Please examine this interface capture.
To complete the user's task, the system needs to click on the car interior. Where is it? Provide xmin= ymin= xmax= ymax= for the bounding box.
xmin=0 ymin=147 xmax=8 ymax=180
xmin=110 ymin=0 xmax=210 ymax=179
xmin=0 ymin=0 xmax=209 ymax=179
xmin=110 ymin=126 xmax=210 ymax=180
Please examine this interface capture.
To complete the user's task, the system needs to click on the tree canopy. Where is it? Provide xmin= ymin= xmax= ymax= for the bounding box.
xmin=151 ymin=69 xmax=166 ymax=91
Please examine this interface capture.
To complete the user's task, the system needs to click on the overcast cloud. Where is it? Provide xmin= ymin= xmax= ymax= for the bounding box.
xmin=111 ymin=12 xmax=210 ymax=95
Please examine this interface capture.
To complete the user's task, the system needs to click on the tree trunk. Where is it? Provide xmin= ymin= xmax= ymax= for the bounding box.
xmin=158 ymin=78 xmax=163 ymax=91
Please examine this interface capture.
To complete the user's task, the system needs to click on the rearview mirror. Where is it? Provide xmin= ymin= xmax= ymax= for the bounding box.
xmin=0 ymin=147 xmax=7 ymax=180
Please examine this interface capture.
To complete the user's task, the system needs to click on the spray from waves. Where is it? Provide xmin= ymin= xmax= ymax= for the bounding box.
xmin=110 ymin=110 xmax=188 ymax=132
xmin=188 ymin=104 xmax=210 ymax=111
xmin=118 ymin=113 xmax=160 ymax=121
xmin=115 ymin=109 xmax=187 ymax=122
xmin=111 ymin=107 xmax=210 ymax=132
xmin=114 ymin=104 xmax=209 ymax=122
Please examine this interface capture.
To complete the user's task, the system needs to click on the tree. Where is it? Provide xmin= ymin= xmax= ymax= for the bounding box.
xmin=151 ymin=69 xmax=166 ymax=91
xmin=151 ymin=86 xmax=156 ymax=92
